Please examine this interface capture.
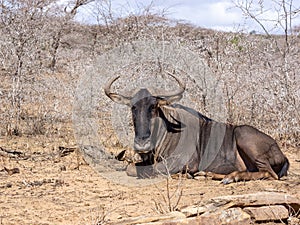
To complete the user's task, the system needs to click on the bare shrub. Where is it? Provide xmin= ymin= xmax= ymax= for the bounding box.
xmin=229 ymin=0 xmax=300 ymax=146
xmin=152 ymin=176 xmax=184 ymax=214
xmin=0 ymin=0 xmax=92 ymax=137
xmin=0 ymin=0 xmax=298 ymax=151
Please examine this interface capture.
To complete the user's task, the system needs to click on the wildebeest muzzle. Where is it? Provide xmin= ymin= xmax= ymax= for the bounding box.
xmin=133 ymin=136 xmax=153 ymax=153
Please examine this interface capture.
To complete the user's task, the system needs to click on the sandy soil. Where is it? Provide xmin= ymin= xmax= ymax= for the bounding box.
xmin=0 ymin=135 xmax=299 ymax=225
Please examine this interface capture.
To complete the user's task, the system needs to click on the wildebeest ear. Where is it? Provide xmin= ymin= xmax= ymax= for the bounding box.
xmin=107 ymin=93 xmax=131 ymax=106
xmin=166 ymin=94 xmax=183 ymax=103
xmin=157 ymin=94 xmax=183 ymax=106
xmin=157 ymin=99 xmax=169 ymax=106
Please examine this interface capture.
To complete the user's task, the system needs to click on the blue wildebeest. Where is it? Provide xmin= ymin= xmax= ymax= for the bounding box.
xmin=105 ymin=73 xmax=289 ymax=184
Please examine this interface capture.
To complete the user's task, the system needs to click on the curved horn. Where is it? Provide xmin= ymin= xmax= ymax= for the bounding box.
xmin=157 ymin=71 xmax=186 ymax=104
xmin=104 ymin=76 xmax=131 ymax=105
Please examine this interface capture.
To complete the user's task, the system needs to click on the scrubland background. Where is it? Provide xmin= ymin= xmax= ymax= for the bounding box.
xmin=0 ymin=0 xmax=299 ymax=146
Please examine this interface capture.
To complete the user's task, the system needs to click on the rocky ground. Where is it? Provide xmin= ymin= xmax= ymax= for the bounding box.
xmin=0 ymin=135 xmax=299 ymax=225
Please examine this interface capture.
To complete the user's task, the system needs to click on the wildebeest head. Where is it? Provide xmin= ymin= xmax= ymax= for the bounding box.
xmin=104 ymin=72 xmax=186 ymax=153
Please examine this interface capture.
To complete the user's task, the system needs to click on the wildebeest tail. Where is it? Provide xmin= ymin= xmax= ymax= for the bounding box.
xmin=278 ymin=157 xmax=289 ymax=179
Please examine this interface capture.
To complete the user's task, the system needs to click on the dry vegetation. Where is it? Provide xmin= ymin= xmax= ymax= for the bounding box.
xmin=0 ymin=0 xmax=299 ymax=224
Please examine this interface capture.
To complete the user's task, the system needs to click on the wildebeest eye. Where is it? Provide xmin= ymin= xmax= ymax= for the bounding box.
xmin=132 ymin=105 xmax=137 ymax=112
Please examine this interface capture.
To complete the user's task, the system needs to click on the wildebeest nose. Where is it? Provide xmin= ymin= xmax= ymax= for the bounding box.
xmin=135 ymin=136 xmax=150 ymax=144
xmin=140 ymin=135 xmax=149 ymax=141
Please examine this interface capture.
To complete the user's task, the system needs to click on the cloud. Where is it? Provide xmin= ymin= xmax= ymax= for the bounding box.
xmin=76 ymin=0 xmax=300 ymax=34
xmin=158 ymin=0 xmax=242 ymax=31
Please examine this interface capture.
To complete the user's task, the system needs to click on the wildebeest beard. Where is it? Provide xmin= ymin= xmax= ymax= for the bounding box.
xmin=133 ymin=106 xmax=187 ymax=177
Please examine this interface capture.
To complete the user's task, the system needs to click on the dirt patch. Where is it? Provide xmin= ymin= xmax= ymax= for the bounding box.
xmin=0 ymin=136 xmax=299 ymax=225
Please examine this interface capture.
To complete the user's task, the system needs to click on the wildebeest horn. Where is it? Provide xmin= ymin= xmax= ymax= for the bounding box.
xmin=104 ymin=76 xmax=131 ymax=105
xmin=157 ymin=71 xmax=186 ymax=105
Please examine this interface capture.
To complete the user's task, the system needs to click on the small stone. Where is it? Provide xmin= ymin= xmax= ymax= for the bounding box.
xmin=60 ymin=165 xmax=66 ymax=171
xmin=244 ymin=205 xmax=289 ymax=222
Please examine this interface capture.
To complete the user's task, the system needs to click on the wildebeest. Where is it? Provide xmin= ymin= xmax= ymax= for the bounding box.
xmin=105 ymin=73 xmax=289 ymax=184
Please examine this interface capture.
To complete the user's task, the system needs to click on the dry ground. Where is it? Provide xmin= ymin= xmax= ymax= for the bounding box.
xmin=0 ymin=134 xmax=299 ymax=225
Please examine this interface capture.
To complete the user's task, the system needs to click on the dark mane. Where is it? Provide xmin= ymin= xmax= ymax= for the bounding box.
xmin=171 ymin=103 xmax=213 ymax=122
xmin=157 ymin=107 xmax=185 ymax=133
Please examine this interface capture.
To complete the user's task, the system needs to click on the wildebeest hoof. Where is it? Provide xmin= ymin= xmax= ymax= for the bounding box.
xmin=221 ymin=177 xmax=234 ymax=184
xmin=194 ymin=171 xmax=207 ymax=177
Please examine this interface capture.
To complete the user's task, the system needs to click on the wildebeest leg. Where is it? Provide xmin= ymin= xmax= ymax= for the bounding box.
xmin=221 ymin=171 xmax=273 ymax=184
xmin=231 ymin=125 xmax=284 ymax=184
xmin=194 ymin=171 xmax=226 ymax=180
xmin=194 ymin=169 xmax=274 ymax=184
xmin=128 ymin=153 xmax=155 ymax=178
xmin=220 ymin=157 xmax=278 ymax=184
xmin=116 ymin=150 xmax=155 ymax=178
xmin=194 ymin=171 xmax=272 ymax=183
xmin=125 ymin=163 xmax=156 ymax=178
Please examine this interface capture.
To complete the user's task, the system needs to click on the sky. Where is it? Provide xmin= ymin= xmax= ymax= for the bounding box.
xmin=77 ymin=0 xmax=300 ymax=34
